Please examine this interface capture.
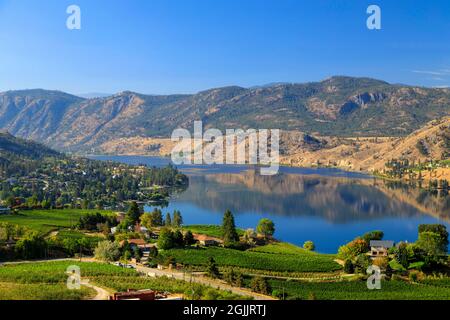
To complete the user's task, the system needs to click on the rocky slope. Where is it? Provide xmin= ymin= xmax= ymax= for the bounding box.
xmin=1 ymin=76 xmax=450 ymax=154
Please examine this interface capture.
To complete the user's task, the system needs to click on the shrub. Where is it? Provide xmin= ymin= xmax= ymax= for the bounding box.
xmin=303 ymin=241 xmax=315 ymax=251
xmin=343 ymin=260 xmax=354 ymax=274
xmin=250 ymin=276 xmax=271 ymax=295
xmin=338 ymin=239 xmax=368 ymax=260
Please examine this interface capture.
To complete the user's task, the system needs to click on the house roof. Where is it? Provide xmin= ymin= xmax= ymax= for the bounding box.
xmin=370 ymin=240 xmax=394 ymax=248
xmin=120 ymin=239 xmax=147 ymax=246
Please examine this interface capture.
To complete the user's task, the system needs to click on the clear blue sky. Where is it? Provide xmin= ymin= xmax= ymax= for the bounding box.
xmin=0 ymin=0 xmax=449 ymax=94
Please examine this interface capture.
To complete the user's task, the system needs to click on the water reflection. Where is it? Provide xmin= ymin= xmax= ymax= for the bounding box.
xmin=171 ymin=169 xmax=450 ymax=224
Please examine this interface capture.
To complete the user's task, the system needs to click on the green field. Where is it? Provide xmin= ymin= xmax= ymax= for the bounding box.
xmin=183 ymin=224 xmax=244 ymax=238
xmin=160 ymin=244 xmax=341 ymax=273
xmin=0 ymin=261 xmax=244 ymax=300
xmin=0 ymin=209 xmax=114 ymax=234
xmin=265 ymin=278 xmax=450 ymax=300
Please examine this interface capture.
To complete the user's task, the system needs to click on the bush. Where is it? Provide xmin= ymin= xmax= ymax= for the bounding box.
xmin=303 ymin=241 xmax=315 ymax=251
xmin=343 ymin=260 xmax=354 ymax=274
xmin=338 ymin=239 xmax=368 ymax=260
xmin=250 ymin=276 xmax=271 ymax=295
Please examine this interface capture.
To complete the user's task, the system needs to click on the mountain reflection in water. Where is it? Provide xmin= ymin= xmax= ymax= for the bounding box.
xmin=91 ymin=156 xmax=450 ymax=253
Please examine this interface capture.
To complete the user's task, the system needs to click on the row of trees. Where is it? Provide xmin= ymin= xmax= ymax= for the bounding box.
xmin=222 ymin=210 xmax=275 ymax=248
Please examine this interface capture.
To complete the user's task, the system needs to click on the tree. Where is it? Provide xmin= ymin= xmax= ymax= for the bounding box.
xmin=148 ymin=246 xmax=159 ymax=259
xmin=354 ymin=254 xmax=371 ymax=274
xmin=337 ymin=239 xmax=368 ymax=260
xmin=222 ymin=210 xmax=239 ymax=247
xmin=223 ymin=269 xmax=236 ymax=285
xmin=15 ymin=232 xmax=47 ymax=259
xmin=418 ymin=224 xmax=448 ymax=253
xmin=165 ymin=212 xmax=172 ymax=227
xmin=140 ymin=213 xmax=153 ymax=229
xmin=416 ymin=231 xmax=447 ymax=265
xmin=243 ymin=228 xmax=256 ymax=246
xmin=157 ymin=227 xmax=175 ymax=250
xmin=94 ymin=240 xmax=121 ymax=262
xmin=173 ymin=229 xmax=184 ymax=247
xmin=206 ymin=257 xmax=220 ymax=279
xmin=250 ymin=276 xmax=271 ymax=295
xmin=256 ymin=218 xmax=275 ymax=239
xmin=343 ymin=260 xmax=354 ymax=274
xmin=126 ymin=201 xmax=141 ymax=225
xmin=303 ymin=241 xmax=315 ymax=251
xmin=133 ymin=246 xmax=142 ymax=262
xmin=234 ymin=271 xmax=244 ymax=287
xmin=395 ymin=242 xmax=410 ymax=268
xmin=184 ymin=230 xmax=195 ymax=246
xmin=150 ymin=208 xmax=163 ymax=227
xmin=172 ymin=210 xmax=183 ymax=227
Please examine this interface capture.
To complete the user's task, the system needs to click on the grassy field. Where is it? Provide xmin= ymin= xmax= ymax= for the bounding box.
xmin=183 ymin=225 xmax=244 ymax=238
xmin=265 ymin=278 xmax=450 ymax=300
xmin=0 ymin=209 xmax=114 ymax=234
xmin=0 ymin=261 xmax=245 ymax=300
xmin=160 ymin=244 xmax=341 ymax=273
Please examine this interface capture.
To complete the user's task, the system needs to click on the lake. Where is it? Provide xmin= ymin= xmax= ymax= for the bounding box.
xmin=92 ymin=155 xmax=450 ymax=253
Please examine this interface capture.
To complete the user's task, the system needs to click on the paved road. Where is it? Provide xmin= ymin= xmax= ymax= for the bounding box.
xmin=135 ymin=264 xmax=276 ymax=300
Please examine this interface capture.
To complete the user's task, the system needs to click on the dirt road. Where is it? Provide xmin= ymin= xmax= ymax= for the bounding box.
xmin=135 ymin=264 xmax=276 ymax=300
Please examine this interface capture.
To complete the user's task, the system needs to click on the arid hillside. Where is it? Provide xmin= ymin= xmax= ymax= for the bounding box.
xmin=282 ymin=117 xmax=450 ymax=173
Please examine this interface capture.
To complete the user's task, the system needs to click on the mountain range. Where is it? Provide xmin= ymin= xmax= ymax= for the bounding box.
xmin=1 ymin=76 xmax=450 ymax=155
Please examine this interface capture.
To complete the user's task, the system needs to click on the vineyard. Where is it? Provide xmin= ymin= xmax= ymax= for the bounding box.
xmin=160 ymin=245 xmax=341 ymax=273
xmin=265 ymin=278 xmax=450 ymax=300
xmin=0 ymin=261 xmax=244 ymax=300
xmin=0 ymin=209 xmax=114 ymax=234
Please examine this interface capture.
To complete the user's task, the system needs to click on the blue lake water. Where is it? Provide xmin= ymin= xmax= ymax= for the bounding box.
xmin=92 ymin=155 xmax=450 ymax=253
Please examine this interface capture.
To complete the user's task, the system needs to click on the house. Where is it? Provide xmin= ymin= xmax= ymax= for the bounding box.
xmin=0 ymin=206 xmax=11 ymax=215
xmin=193 ymin=234 xmax=222 ymax=247
xmin=370 ymin=240 xmax=394 ymax=257
xmin=120 ymin=239 xmax=153 ymax=252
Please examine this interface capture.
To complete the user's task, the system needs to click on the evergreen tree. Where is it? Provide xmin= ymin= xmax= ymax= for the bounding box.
xmin=126 ymin=201 xmax=141 ymax=225
xmin=172 ymin=210 xmax=183 ymax=227
xmin=206 ymin=257 xmax=220 ymax=279
xmin=165 ymin=212 xmax=172 ymax=227
xmin=222 ymin=210 xmax=239 ymax=247
xmin=184 ymin=230 xmax=195 ymax=246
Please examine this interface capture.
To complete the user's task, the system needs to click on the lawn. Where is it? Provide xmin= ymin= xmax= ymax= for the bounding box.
xmin=0 ymin=209 xmax=114 ymax=234
xmin=160 ymin=244 xmax=341 ymax=273
xmin=265 ymin=278 xmax=450 ymax=300
xmin=183 ymin=224 xmax=244 ymax=238
xmin=0 ymin=261 xmax=245 ymax=300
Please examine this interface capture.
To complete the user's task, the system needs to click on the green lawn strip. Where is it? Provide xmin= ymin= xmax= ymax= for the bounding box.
xmin=264 ymin=278 xmax=450 ymax=300
xmin=183 ymin=224 xmax=244 ymax=238
xmin=160 ymin=246 xmax=341 ymax=273
xmin=249 ymin=242 xmax=336 ymax=258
